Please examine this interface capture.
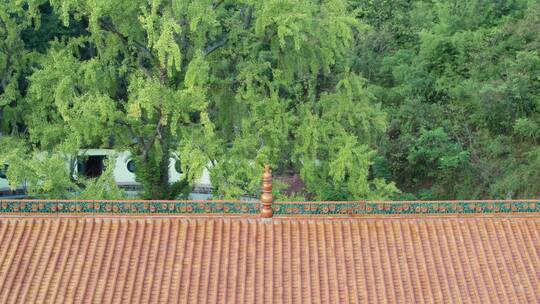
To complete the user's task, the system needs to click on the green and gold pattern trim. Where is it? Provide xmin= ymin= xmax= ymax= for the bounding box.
xmin=0 ymin=200 xmax=539 ymax=216
xmin=0 ymin=201 xmax=260 ymax=215
xmin=274 ymin=201 xmax=540 ymax=215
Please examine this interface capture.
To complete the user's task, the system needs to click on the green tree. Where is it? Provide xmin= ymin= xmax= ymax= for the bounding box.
xmin=356 ymin=0 xmax=540 ymax=199
xmin=1 ymin=0 xmax=397 ymax=200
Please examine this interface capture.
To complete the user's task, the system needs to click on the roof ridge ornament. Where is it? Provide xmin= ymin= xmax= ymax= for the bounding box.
xmin=260 ymin=165 xmax=274 ymax=218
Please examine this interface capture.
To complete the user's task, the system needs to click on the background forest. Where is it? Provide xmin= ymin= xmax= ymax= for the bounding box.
xmin=0 ymin=0 xmax=539 ymax=201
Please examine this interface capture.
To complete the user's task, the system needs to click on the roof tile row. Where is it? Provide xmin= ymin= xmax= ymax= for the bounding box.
xmin=0 ymin=216 xmax=539 ymax=303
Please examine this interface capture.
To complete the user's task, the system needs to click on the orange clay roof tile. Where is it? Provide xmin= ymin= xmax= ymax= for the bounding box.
xmin=0 ymin=215 xmax=539 ymax=303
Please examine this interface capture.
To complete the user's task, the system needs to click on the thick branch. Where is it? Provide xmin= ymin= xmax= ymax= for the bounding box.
xmin=212 ymin=0 xmax=225 ymax=9
xmin=98 ymin=18 xmax=155 ymax=61
xmin=142 ymin=123 xmax=160 ymax=158
xmin=0 ymin=69 xmax=11 ymax=92
xmin=202 ymin=5 xmax=251 ymax=56
xmin=0 ymin=57 xmax=13 ymax=92
xmin=204 ymin=33 xmax=228 ymax=56
xmin=242 ymin=6 xmax=253 ymax=29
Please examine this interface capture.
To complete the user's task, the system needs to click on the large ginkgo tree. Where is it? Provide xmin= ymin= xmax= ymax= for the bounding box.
xmin=0 ymin=0 xmax=397 ymax=200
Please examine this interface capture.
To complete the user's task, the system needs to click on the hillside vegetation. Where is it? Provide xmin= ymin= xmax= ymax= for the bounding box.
xmin=1 ymin=0 xmax=539 ymax=200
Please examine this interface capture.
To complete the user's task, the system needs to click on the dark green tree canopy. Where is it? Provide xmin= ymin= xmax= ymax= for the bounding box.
xmin=356 ymin=0 xmax=540 ymax=199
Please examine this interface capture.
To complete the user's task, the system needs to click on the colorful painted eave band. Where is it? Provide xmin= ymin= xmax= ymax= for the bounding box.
xmin=0 ymin=200 xmax=539 ymax=216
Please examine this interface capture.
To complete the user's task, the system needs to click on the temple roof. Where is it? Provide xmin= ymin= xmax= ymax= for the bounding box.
xmin=0 ymin=199 xmax=539 ymax=303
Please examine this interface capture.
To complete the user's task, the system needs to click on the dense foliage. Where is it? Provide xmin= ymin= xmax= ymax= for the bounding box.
xmin=0 ymin=0 xmax=539 ymax=200
xmin=355 ymin=0 xmax=540 ymax=199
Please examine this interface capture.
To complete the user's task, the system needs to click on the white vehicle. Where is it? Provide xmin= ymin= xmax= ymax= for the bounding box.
xmin=0 ymin=149 xmax=213 ymax=199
